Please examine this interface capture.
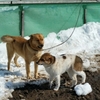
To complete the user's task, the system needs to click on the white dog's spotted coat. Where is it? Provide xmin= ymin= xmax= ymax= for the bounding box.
xmin=37 ymin=53 xmax=86 ymax=91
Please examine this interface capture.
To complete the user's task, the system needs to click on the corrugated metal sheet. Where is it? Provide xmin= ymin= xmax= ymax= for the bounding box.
xmin=0 ymin=0 xmax=99 ymax=4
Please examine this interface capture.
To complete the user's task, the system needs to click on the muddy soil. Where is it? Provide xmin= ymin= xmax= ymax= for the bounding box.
xmin=9 ymin=70 xmax=100 ymax=100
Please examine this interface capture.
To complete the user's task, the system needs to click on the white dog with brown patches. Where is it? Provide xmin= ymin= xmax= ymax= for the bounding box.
xmin=37 ymin=53 xmax=86 ymax=91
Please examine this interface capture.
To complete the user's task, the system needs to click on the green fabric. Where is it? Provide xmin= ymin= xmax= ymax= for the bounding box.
xmin=0 ymin=3 xmax=100 ymax=38
xmin=86 ymin=5 xmax=100 ymax=22
xmin=24 ymin=4 xmax=83 ymax=37
xmin=0 ymin=6 xmax=20 ymax=37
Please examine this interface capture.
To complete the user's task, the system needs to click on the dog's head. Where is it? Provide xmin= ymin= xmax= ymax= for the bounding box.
xmin=36 ymin=53 xmax=56 ymax=66
xmin=29 ymin=33 xmax=44 ymax=50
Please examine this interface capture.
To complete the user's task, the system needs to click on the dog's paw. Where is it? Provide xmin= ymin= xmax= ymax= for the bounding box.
xmin=16 ymin=64 xmax=21 ymax=67
xmin=54 ymin=88 xmax=59 ymax=91
xmin=64 ymin=81 xmax=71 ymax=87
xmin=38 ymin=73 xmax=49 ymax=79
xmin=82 ymin=79 xmax=85 ymax=84
xmin=27 ymin=75 xmax=32 ymax=79
xmin=54 ymin=87 xmax=59 ymax=91
xmin=34 ymin=74 xmax=39 ymax=79
xmin=34 ymin=73 xmax=44 ymax=79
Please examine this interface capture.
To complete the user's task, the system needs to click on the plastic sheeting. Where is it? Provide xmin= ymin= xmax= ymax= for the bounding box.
xmin=0 ymin=6 xmax=20 ymax=37
xmin=86 ymin=5 xmax=100 ymax=22
xmin=24 ymin=4 xmax=83 ymax=36
xmin=0 ymin=3 xmax=100 ymax=37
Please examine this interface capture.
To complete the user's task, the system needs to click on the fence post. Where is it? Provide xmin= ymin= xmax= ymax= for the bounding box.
xmin=20 ymin=10 xmax=24 ymax=37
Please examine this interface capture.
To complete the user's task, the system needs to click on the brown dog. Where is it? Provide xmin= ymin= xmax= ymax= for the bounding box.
xmin=1 ymin=33 xmax=44 ymax=79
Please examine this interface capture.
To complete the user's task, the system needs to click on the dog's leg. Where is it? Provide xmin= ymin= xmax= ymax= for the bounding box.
xmin=14 ymin=54 xmax=20 ymax=67
xmin=6 ymin=43 xmax=14 ymax=71
xmin=67 ymin=67 xmax=77 ymax=87
xmin=71 ymin=74 xmax=77 ymax=87
xmin=34 ymin=62 xmax=38 ymax=79
xmin=54 ymin=75 xmax=60 ymax=91
xmin=26 ymin=62 xmax=31 ymax=79
xmin=49 ymin=77 xmax=54 ymax=89
xmin=50 ymin=80 xmax=53 ymax=89
xmin=75 ymin=71 xmax=86 ymax=84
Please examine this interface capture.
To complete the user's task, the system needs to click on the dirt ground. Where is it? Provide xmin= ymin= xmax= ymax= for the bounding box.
xmin=9 ymin=70 xmax=100 ymax=100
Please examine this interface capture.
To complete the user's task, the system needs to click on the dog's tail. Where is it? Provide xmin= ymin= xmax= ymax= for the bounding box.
xmin=1 ymin=35 xmax=14 ymax=43
xmin=83 ymin=59 xmax=90 ymax=69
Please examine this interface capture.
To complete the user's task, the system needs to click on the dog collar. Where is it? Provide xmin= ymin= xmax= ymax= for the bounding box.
xmin=28 ymin=40 xmax=38 ymax=51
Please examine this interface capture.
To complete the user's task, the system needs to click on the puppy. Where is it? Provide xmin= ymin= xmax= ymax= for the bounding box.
xmin=1 ymin=33 xmax=44 ymax=79
xmin=37 ymin=53 xmax=86 ymax=91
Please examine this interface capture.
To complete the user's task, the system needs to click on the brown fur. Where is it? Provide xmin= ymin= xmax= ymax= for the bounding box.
xmin=1 ymin=33 xmax=44 ymax=79
xmin=37 ymin=53 xmax=56 ymax=65
xmin=74 ymin=56 xmax=83 ymax=71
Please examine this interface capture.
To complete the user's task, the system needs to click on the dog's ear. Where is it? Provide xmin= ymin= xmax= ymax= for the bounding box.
xmin=49 ymin=56 xmax=56 ymax=64
xmin=30 ymin=35 xmax=34 ymax=39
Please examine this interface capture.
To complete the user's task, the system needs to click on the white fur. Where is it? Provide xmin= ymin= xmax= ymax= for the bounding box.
xmin=44 ymin=54 xmax=86 ymax=91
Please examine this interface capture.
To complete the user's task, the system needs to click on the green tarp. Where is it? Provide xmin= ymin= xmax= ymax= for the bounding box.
xmin=24 ymin=4 xmax=83 ymax=36
xmin=0 ymin=6 xmax=20 ymax=37
xmin=0 ymin=3 xmax=100 ymax=37
xmin=86 ymin=5 xmax=100 ymax=22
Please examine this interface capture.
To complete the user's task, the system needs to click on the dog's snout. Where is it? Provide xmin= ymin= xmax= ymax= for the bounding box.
xmin=36 ymin=61 xmax=39 ymax=64
xmin=40 ymin=44 xmax=43 ymax=47
xmin=38 ymin=44 xmax=43 ymax=48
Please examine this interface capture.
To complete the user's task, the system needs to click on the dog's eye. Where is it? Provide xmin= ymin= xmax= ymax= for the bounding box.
xmin=41 ymin=39 xmax=43 ymax=41
xmin=37 ymin=39 xmax=39 ymax=42
xmin=41 ymin=59 xmax=44 ymax=61
xmin=48 ymin=58 xmax=51 ymax=61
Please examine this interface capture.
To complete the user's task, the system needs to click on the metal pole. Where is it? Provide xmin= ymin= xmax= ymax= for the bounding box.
xmin=83 ymin=8 xmax=86 ymax=24
xmin=20 ymin=10 xmax=24 ymax=37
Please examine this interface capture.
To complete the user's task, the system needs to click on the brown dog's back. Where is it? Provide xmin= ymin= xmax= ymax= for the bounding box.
xmin=1 ymin=35 xmax=27 ymax=43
